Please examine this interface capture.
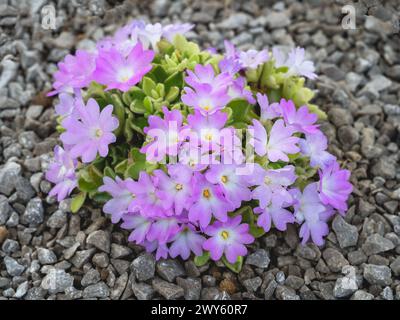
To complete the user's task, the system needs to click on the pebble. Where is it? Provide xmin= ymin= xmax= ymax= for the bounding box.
xmin=37 ymin=248 xmax=57 ymax=265
xmin=156 ymin=259 xmax=185 ymax=282
xmin=362 ymin=233 xmax=395 ymax=256
xmin=332 ymin=215 xmax=359 ymax=248
xmin=21 ymin=198 xmax=43 ymax=226
xmin=322 ymin=248 xmax=349 ymax=273
xmin=83 ymin=282 xmax=110 ymax=299
xmin=132 ymin=281 xmax=154 ymax=300
xmin=131 ymin=253 xmax=155 ymax=282
xmin=176 ymin=277 xmax=202 ymax=300
xmin=86 ymin=230 xmax=110 ymax=253
xmin=81 ymin=269 xmax=101 ymax=287
xmin=152 ymin=278 xmax=184 ymax=300
xmin=41 ymin=268 xmax=74 ymax=294
xmin=363 ymin=264 xmax=392 ymax=286
xmin=4 ymin=256 xmax=25 ymax=276
xmin=245 ymin=249 xmax=270 ymax=268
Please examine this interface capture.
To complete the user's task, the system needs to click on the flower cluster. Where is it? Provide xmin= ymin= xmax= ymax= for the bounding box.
xmin=46 ymin=20 xmax=352 ymax=270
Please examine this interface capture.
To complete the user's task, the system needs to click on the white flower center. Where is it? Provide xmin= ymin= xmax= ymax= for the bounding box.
xmin=117 ymin=68 xmax=134 ymax=83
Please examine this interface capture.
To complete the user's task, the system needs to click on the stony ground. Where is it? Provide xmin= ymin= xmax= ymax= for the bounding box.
xmin=0 ymin=0 xmax=400 ymax=300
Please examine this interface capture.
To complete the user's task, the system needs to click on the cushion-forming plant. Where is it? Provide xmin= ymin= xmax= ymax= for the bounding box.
xmin=46 ymin=21 xmax=352 ymax=271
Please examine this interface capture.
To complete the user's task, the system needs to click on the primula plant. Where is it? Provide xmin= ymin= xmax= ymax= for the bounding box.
xmin=46 ymin=20 xmax=352 ymax=272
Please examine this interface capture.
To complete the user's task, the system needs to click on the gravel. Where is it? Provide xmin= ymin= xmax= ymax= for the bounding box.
xmin=0 ymin=0 xmax=399 ymax=300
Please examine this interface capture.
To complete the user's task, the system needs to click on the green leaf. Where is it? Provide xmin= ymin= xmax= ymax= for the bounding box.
xmin=115 ymin=159 xmax=128 ymax=175
xmin=165 ymin=86 xmax=180 ymax=102
xmin=130 ymin=99 xmax=146 ymax=114
xmin=249 ymin=224 xmax=266 ymax=238
xmin=222 ymin=256 xmax=243 ymax=273
xmin=78 ymin=177 xmax=97 ymax=192
xmin=226 ymin=99 xmax=251 ymax=124
xmin=194 ymin=252 xmax=210 ymax=267
xmin=143 ymin=96 xmax=154 ymax=114
xmin=71 ymin=192 xmax=86 ymax=213
xmin=164 ymin=71 xmax=184 ymax=91
xmin=103 ymin=166 xmax=116 ymax=178
xmin=150 ymin=65 xmax=168 ymax=83
xmin=89 ymin=192 xmax=110 ymax=203
xmin=142 ymin=77 xmax=157 ymax=97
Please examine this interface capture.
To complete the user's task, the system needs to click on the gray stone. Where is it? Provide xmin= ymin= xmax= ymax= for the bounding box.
xmin=37 ymin=248 xmax=57 ymax=264
xmin=333 ymin=275 xmax=358 ymax=298
xmin=83 ymin=282 xmax=110 ymax=299
xmin=132 ymin=282 xmax=155 ymax=300
xmin=1 ymin=238 xmax=19 ymax=254
xmin=351 ymin=290 xmax=374 ymax=300
xmin=243 ymin=277 xmax=262 ymax=292
xmin=65 ymin=287 xmax=83 ymax=300
xmin=110 ymin=243 xmax=132 ymax=259
xmin=218 ymin=13 xmax=250 ymax=29
xmin=363 ymin=264 xmax=392 ymax=286
xmin=92 ymin=252 xmax=109 ymax=268
xmin=25 ymin=287 xmax=47 ymax=300
xmin=245 ymin=249 xmax=270 ymax=268
xmin=152 ymin=278 xmax=184 ymax=300
xmin=46 ymin=210 xmax=67 ymax=228
xmin=322 ymin=248 xmax=349 ymax=273
xmin=176 ymin=277 xmax=201 ymax=300
xmin=389 ymin=256 xmax=400 ymax=276
xmin=81 ymin=269 xmax=101 ymax=287
xmin=264 ymin=279 xmax=278 ymax=299
xmin=0 ymin=161 xmax=21 ymax=195
xmin=328 ymin=108 xmax=352 ymax=127
xmin=332 ymin=215 xmax=359 ymax=248
xmin=275 ymin=271 xmax=286 ymax=285
xmin=131 ymin=253 xmax=155 ymax=281
xmin=381 ymin=286 xmax=394 ymax=300
xmin=275 ymin=285 xmax=300 ymax=300
xmin=371 ymin=157 xmax=397 ymax=180
xmin=14 ymin=281 xmax=29 ymax=298
xmin=41 ymin=268 xmax=74 ymax=294
xmin=4 ymin=256 xmax=25 ymax=276
xmin=362 ymin=233 xmax=395 ymax=256
xmin=21 ymin=198 xmax=44 ymax=226
xmin=71 ymin=249 xmax=96 ymax=268
xmin=156 ymin=259 xmax=185 ymax=282
xmin=266 ymin=11 xmax=291 ymax=29
xmin=86 ymin=230 xmax=110 ymax=253
xmin=0 ymin=196 xmax=12 ymax=225
xmin=285 ymin=275 xmax=304 ymax=290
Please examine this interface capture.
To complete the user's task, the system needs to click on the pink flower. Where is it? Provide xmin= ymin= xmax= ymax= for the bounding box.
xmin=141 ymin=106 xmax=185 ymax=162
xmin=182 ymin=83 xmax=231 ymax=116
xmin=188 ymin=173 xmax=233 ymax=228
xmin=238 ymin=49 xmax=269 ymax=69
xmin=291 ymin=183 xmax=332 ymax=246
xmin=60 ymin=98 xmax=119 ymax=163
xmin=49 ymin=50 xmax=96 ymax=95
xmin=205 ymin=164 xmax=252 ymax=208
xmin=251 ymin=164 xmax=296 ymax=208
xmin=185 ymin=64 xmax=232 ymax=90
xmin=153 ymin=164 xmax=194 ymax=215
xmin=299 ymin=131 xmax=336 ymax=168
xmin=46 ymin=146 xmax=77 ymax=201
xmin=98 ymin=176 xmax=141 ymax=223
xmin=121 ymin=214 xmax=152 ymax=244
xmin=169 ymin=225 xmax=205 ymax=259
xmin=280 ymin=99 xmax=319 ymax=134
xmin=203 ymin=216 xmax=254 ymax=263
xmin=257 ymin=93 xmax=281 ymax=122
xmin=254 ymin=204 xmax=295 ymax=233
xmin=319 ymin=161 xmax=352 ymax=212
xmin=249 ymin=119 xmax=300 ymax=162
xmin=93 ymin=43 xmax=154 ymax=92
xmin=273 ymin=46 xmax=317 ymax=80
